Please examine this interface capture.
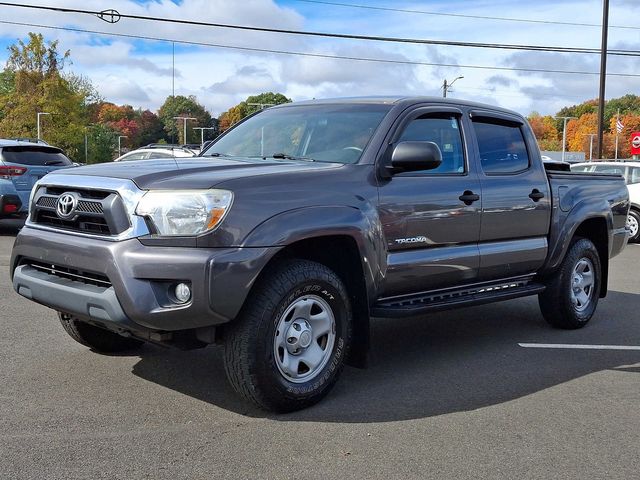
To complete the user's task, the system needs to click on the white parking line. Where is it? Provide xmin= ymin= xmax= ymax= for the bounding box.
xmin=519 ymin=343 xmax=640 ymax=351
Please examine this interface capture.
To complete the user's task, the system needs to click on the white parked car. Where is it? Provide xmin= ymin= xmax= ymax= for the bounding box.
xmin=114 ymin=147 xmax=196 ymax=162
xmin=571 ymin=161 xmax=640 ymax=242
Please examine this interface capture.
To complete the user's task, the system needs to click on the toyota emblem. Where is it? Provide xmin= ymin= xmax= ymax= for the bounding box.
xmin=56 ymin=193 xmax=78 ymax=219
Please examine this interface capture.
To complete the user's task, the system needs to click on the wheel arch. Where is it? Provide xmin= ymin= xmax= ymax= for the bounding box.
xmin=570 ymin=217 xmax=610 ymax=297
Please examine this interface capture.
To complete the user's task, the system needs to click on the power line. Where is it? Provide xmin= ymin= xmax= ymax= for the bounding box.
xmin=0 ymin=2 xmax=639 ymax=57
xmin=293 ymin=0 xmax=640 ymax=31
xmin=2 ymin=19 xmax=640 ymax=78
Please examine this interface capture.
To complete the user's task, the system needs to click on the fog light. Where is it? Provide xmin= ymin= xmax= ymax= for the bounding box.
xmin=174 ymin=283 xmax=191 ymax=304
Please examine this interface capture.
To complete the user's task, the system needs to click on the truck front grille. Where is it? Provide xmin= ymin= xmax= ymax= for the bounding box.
xmin=33 ymin=210 xmax=111 ymax=235
xmin=36 ymin=196 xmax=105 ymax=214
xmin=31 ymin=186 xmax=130 ymax=237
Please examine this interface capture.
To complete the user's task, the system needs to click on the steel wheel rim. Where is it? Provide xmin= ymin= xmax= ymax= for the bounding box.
xmin=273 ymin=294 xmax=336 ymax=383
xmin=628 ymin=214 xmax=639 ymax=238
xmin=570 ymin=257 xmax=595 ymax=312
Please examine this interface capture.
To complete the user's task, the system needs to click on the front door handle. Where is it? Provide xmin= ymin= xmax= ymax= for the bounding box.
xmin=459 ymin=190 xmax=480 ymax=205
xmin=529 ymin=189 xmax=545 ymax=201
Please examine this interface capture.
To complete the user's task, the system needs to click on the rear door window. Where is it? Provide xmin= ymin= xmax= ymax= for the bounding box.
xmin=1 ymin=147 xmax=72 ymax=166
xmin=473 ymin=121 xmax=529 ymax=174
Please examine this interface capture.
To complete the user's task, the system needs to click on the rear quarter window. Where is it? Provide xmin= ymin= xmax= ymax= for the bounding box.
xmin=473 ymin=121 xmax=529 ymax=174
xmin=1 ymin=147 xmax=72 ymax=166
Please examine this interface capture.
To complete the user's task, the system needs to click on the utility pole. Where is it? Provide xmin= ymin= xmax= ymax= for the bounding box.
xmin=555 ymin=116 xmax=576 ymax=162
xmin=37 ymin=112 xmax=51 ymax=140
xmin=118 ymin=135 xmax=128 ymax=158
xmin=193 ymin=127 xmax=216 ymax=146
xmin=583 ymin=133 xmax=597 ymax=161
xmin=596 ymin=0 xmax=610 ymax=159
xmin=442 ymin=76 xmax=463 ymax=98
xmin=173 ymin=116 xmax=197 ymax=144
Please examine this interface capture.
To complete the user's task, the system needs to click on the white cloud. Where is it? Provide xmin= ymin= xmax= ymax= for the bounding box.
xmin=97 ymin=76 xmax=151 ymax=103
xmin=0 ymin=0 xmax=638 ymax=116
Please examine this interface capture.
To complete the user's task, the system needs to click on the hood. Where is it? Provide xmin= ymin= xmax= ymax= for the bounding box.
xmin=58 ymin=157 xmax=342 ymax=190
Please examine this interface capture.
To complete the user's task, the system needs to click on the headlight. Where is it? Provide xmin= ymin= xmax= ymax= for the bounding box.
xmin=136 ymin=189 xmax=233 ymax=236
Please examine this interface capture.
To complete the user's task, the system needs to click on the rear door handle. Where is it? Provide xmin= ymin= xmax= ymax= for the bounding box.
xmin=529 ymin=189 xmax=545 ymax=201
xmin=459 ymin=191 xmax=480 ymax=205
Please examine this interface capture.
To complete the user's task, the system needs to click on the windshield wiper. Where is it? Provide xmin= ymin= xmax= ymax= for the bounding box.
xmin=269 ymin=153 xmax=315 ymax=162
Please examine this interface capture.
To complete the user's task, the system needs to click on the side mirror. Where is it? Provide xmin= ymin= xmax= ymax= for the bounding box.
xmin=388 ymin=141 xmax=442 ymax=174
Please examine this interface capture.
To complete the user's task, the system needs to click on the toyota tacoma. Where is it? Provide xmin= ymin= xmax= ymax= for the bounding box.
xmin=10 ymin=97 xmax=630 ymax=412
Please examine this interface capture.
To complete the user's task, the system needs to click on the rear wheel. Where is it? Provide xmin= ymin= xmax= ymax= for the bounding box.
xmin=538 ymin=238 xmax=601 ymax=329
xmin=223 ymin=259 xmax=352 ymax=412
xmin=627 ymin=210 xmax=639 ymax=243
xmin=58 ymin=312 xmax=144 ymax=353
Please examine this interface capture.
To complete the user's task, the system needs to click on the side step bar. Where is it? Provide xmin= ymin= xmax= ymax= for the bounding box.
xmin=372 ymin=278 xmax=545 ymax=318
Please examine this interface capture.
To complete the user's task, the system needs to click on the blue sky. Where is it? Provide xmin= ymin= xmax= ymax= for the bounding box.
xmin=0 ymin=0 xmax=638 ymax=115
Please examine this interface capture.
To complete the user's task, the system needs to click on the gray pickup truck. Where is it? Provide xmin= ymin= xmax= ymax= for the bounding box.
xmin=10 ymin=97 xmax=630 ymax=412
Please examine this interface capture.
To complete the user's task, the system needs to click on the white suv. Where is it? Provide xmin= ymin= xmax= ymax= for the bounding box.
xmin=571 ymin=161 xmax=640 ymax=242
xmin=114 ymin=147 xmax=196 ymax=162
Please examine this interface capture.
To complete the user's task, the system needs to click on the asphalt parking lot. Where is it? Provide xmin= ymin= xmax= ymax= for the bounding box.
xmin=1 ymin=222 xmax=638 ymax=480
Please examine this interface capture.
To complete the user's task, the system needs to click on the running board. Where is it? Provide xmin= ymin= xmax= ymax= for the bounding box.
xmin=372 ymin=278 xmax=545 ymax=318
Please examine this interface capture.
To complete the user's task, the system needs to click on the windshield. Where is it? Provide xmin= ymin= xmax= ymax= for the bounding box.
xmin=202 ymin=104 xmax=392 ymax=164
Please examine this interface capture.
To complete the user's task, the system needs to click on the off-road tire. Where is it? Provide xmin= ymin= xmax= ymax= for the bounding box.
xmin=58 ymin=312 xmax=144 ymax=353
xmin=223 ymin=259 xmax=352 ymax=413
xmin=538 ymin=237 xmax=601 ymax=329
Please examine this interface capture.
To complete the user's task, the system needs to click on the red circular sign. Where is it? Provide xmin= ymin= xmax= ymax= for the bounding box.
xmin=632 ymin=132 xmax=640 ymax=155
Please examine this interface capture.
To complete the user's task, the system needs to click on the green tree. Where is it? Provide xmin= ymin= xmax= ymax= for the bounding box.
xmin=157 ymin=95 xmax=213 ymax=144
xmin=604 ymin=94 xmax=640 ymax=125
xmin=0 ymin=33 xmax=89 ymax=159
xmin=0 ymin=69 xmax=14 ymax=95
xmin=86 ymin=123 xmax=119 ymax=163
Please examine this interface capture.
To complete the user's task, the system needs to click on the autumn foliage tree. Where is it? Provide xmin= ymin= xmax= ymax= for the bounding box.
xmin=527 ymin=113 xmax=560 ymax=151
xmin=528 ymin=95 xmax=640 ymax=159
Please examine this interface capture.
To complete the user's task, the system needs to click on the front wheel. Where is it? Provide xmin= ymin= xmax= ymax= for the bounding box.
xmin=627 ymin=210 xmax=639 ymax=243
xmin=538 ymin=238 xmax=601 ymax=329
xmin=223 ymin=260 xmax=352 ymax=412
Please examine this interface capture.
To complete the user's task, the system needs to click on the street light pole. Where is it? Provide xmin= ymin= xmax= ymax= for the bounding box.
xmin=37 ymin=112 xmax=51 ymax=140
xmin=555 ymin=116 xmax=576 ymax=162
xmin=118 ymin=135 xmax=128 ymax=158
xmin=193 ymin=127 xmax=216 ymax=146
xmin=173 ymin=116 xmax=197 ymax=144
xmin=442 ymin=76 xmax=463 ymax=98
xmin=583 ymin=133 xmax=597 ymax=161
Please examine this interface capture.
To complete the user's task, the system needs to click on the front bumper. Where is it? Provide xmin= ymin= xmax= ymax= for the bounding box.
xmin=11 ymin=226 xmax=280 ymax=333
